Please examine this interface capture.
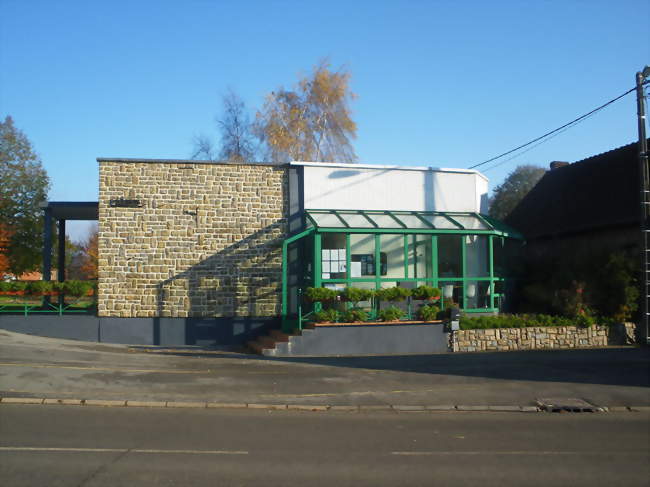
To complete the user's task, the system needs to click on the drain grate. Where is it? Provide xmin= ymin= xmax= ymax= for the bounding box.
xmin=536 ymin=397 xmax=602 ymax=413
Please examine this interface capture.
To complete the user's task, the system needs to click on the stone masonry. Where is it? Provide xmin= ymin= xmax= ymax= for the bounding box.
xmin=451 ymin=325 xmax=611 ymax=352
xmin=98 ymin=160 xmax=287 ymax=318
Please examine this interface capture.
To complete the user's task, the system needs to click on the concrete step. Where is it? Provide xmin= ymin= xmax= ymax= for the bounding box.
xmin=269 ymin=330 xmax=291 ymax=342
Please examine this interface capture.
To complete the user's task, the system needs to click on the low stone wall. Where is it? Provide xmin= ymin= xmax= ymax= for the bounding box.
xmin=451 ymin=325 xmax=610 ymax=352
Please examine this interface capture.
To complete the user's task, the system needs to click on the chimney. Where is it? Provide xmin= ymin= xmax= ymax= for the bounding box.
xmin=549 ymin=161 xmax=570 ymax=170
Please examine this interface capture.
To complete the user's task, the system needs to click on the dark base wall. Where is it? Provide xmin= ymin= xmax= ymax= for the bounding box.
xmin=0 ymin=315 xmax=278 ymax=347
xmin=267 ymin=323 xmax=450 ymax=356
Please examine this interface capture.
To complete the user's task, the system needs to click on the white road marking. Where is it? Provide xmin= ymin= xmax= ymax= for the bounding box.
xmin=391 ymin=451 xmax=644 ymax=456
xmin=0 ymin=447 xmax=248 ymax=455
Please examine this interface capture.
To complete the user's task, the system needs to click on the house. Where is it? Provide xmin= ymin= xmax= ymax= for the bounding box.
xmin=35 ymin=158 xmax=523 ymax=351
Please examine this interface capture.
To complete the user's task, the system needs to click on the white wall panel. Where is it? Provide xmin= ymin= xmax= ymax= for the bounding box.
xmin=298 ymin=164 xmax=487 ymax=213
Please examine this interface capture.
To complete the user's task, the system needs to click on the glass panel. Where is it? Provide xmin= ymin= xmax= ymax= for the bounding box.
xmin=350 ymin=234 xmax=377 ymax=277
xmin=438 ymin=235 xmax=462 ymax=277
xmin=452 ymin=215 xmax=489 ymax=230
xmin=439 ymin=280 xmax=464 ymax=309
xmin=465 ymin=235 xmax=489 ymax=277
xmin=368 ymin=212 xmax=404 ymax=228
xmin=338 ymin=212 xmax=375 ymax=228
xmin=465 ymin=280 xmax=491 ymax=309
xmin=321 ymin=233 xmax=347 ymax=280
xmin=420 ymin=214 xmax=459 ymax=229
xmin=395 ymin=213 xmax=432 ymax=229
xmin=310 ymin=212 xmax=346 ymax=228
xmin=381 ymin=234 xmax=405 ymax=279
xmin=408 ymin=234 xmax=432 ymax=279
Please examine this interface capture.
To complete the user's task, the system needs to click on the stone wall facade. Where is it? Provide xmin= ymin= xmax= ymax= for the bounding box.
xmin=451 ymin=325 xmax=610 ymax=352
xmin=98 ymin=160 xmax=288 ymax=318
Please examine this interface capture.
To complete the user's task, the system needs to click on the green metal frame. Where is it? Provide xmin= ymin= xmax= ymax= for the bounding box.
xmin=281 ymin=209 xmax=524 ymax=330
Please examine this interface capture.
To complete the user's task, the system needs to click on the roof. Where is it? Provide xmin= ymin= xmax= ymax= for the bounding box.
xmin=505 ymin=141 xmax=643 ymax=239
xmin=305 ymin=209 xmax=523 ymax=238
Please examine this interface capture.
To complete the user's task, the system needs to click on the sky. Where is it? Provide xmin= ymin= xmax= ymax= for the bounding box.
xmin=1 ymin=0 xmax=649 ymax=241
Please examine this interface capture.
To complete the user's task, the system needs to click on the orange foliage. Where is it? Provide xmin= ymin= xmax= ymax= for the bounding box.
xmin=0 ymin=224 xmax=13 ymax=274
xmin=79 ymin=228 xmax=98 ymax=280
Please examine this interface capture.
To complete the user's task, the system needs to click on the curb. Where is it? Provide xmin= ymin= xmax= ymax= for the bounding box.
xmin=1 ymin=396 xmax=647 ymax=413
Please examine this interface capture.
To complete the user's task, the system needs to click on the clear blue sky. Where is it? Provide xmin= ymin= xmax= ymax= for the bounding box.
xmin=1 ymin=0 xmax=648 ymax=240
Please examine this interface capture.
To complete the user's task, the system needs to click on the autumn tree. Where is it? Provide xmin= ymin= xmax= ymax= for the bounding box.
xmin=255 ymin=61 xmax=357 ymax=163
xmin=79 ymin=226 xmax=98 ymax=280
xmin=0 ymin=116 xmax=50 ymax=275
xmin=191 ymin=90 xmax=257 ymax=162
xmin=489 ymin=165 xmax=546 ymax=220
xmin=0 ymin=224 xmax=12 ymax=275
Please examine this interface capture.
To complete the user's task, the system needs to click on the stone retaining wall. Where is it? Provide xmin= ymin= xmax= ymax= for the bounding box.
xmin=98 ymin=160 xmax=287 ymax=318
xmin=451 ymin=325 xmax=610 ymax=352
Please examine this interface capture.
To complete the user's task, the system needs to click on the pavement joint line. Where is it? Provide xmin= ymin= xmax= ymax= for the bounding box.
xmin=0 ymin=362 xmax=208 ymax=374
xmin=0 ymin=447 xmax=248 ymax=455
xmin=0 ymin=397 xmax=646 ymax=413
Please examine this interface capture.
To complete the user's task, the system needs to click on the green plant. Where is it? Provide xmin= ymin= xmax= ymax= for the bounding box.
xmin=374 ymin=286 xmax=411 ymax=302
xmin=341 ymin=308 xmax=367 ymax=323
xmin=458 ymin=313 xmax=591 ymax=331
xmin=304 ymin=287 xmax=338 ymax=302
xmin=378 ymin=306 xmax=404 ymax=322
xmin=27 ymin=280 xmax=53 ymax=295
xmin=9 ymin=281 xmax=27 ymax=292
xmin=63 ymin=280 xmax=93 ymax=297
xmin=340 ymin=287 xmax=374 ymax=304
xmin=417 ymin=304 xmax=440 ymax=321
xmin=0 ymin=281 xmax=12 ymax=292
xmin=411 ymin=285 xmax=441 ymax=301
xmin=313 ymin=308 xmax=339 ymax=323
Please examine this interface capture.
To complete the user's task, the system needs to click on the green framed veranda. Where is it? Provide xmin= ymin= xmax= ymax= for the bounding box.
xmin=281 ymin=209 xmax=524 ymax=331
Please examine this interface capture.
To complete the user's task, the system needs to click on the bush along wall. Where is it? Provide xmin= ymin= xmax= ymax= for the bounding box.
xmin=0 ymin=280 xmax=97 ymax=297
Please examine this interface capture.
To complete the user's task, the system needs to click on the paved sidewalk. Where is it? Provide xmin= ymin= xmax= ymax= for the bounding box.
xmin=0 ymin=330 xmax=648 ymax=409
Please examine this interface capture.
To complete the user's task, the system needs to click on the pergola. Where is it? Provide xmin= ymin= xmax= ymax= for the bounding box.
xmin=41 ymin=202 xmax=98 ymax=281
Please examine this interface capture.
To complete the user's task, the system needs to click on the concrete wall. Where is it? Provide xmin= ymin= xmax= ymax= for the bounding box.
xmin=294 ymin=163 xmax=488 ymax=213
xmin=0 ymin=315 xmax=277 ymax=347
xmin=98 ymin=161 xmax=287 ymax=318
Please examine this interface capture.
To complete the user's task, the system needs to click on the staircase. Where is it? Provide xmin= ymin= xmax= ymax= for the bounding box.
xmin=247 ymin=326 xmax=316 ymax=357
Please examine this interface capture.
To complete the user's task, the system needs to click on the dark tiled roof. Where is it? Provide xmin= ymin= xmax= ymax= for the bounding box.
xmin=505 ymin=141 xmax=644 ymax=239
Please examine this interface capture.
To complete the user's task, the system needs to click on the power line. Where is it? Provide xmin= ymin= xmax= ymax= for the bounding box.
xmin=468 ymin=86 xmax=638 ymax=170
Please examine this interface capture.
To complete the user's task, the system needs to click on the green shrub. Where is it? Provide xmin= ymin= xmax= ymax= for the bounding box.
xmin=27 ymin=281 xmax=54 ymax=295
xmin=0 ymin=281 xmax=12 ymax=292
xmin=340 ymin=287 xmax=374 ymax=304
xmin=418 ymin=304 xmax=440 ymax=321
xmin=459 ymin=313 xmax=592 ymax=330
xmin=304 ymin=287 xmax=338 ymax=302
xmin=313 ymin=308 xmax=339 ymax=323
xmin=378 ymin=306 xmax=404 ymax=322
xmin=375 ymin=286 xmax=411 ymax=302
xmin=342 ymin=308 xmax=367 ymax=323
xmin=411 ymin=285 xmax=441 ymax=300
xmin=63 ymin=280 xmax=93 ymax=297
xmin=9 ymin=281 xmax=27 ymax=292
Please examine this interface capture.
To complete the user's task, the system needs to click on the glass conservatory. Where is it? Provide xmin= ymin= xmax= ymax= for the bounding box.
xmin=281 ymin=209 xmax=523 ymax=331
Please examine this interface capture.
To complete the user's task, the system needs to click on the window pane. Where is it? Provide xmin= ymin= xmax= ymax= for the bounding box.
xmin=350 ymin=234 xmax=377 ymax=277
xmin=465 ymin=280 xmax=491 ymax=309
xmin=452 ymin=215 xmax=489 ymax=230
xmin=338 ymin=212 xmax=375 ymax=228
xmin=422 ymin=214 xmax=459 ymax=229
xmin=465 ymin=235 xmax=489 ymax=277
xmin=438 ymin=235 xmax=462 ymax=277
xmin=321 ymin=233 xmax=347 ymax=280
xmin=368 ymin=212 xmax=404 ymax=228
xmin=408 ymin=234 xmax=432 ymax=279
xmin=381 ymin=234 xmax=405 ymax=279
xmin=310 ymin=212 xmax=346 ymax=228
xmin=395 ymin=213 xmax=432 ymax=229
xmin=439 ymin=281 xmax=464 ymax=309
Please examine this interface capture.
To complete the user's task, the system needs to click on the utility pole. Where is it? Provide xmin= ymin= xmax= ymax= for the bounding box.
xmin=636 ymin=66 xmax=650 ymax=344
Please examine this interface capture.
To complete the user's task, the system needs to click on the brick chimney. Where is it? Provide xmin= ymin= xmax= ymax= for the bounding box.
xmin=549 ymin=161 xmax=570 ymax=170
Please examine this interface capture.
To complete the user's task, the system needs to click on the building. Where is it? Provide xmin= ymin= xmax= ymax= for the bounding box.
xmin=34 ymin=158 xmax=522 ymax=349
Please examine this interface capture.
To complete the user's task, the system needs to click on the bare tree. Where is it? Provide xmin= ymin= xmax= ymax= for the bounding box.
xmin=255 ymin=60 xmax=357 ymax=163
xmin=190 ymin=134 xmax=215 ymax=160
xmin=217 ymin=90 xmax=256 ymax=163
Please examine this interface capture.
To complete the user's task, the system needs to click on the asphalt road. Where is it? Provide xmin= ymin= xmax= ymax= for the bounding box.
xmin=1 ymin=330 xmax=649 ymax=407
xmin=1 ymin=405 xmax=648 ymax=487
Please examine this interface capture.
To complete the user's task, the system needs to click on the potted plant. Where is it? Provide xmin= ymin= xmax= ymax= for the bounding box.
xmin=378 ymin=305 xmax=404 ymax=322
xmin=411 ymin=285 xmax=441 ymax=302
xmin=304 ymin=287 xmax=338 ymax=303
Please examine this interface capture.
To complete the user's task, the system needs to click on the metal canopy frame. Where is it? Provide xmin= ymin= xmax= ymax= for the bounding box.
xmin=281 ymin=209 xmax=524 ymax=330
xmin=303 ymin=209 xmax=523 ymax=239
